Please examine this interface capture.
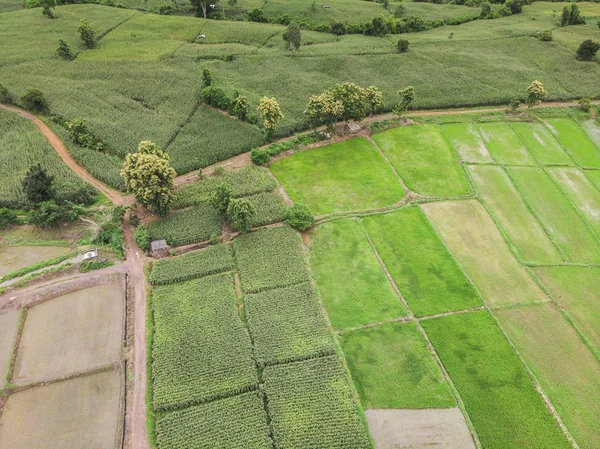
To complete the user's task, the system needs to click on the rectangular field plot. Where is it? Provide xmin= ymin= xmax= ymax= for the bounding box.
xmin=341 ymin=321 xmax=455 ymax=409
xmin=548 ymin=167 xmax=600 ymax=238
xmin=440 ymin=122 xmax=493 ymax=163
xmin=246 ymin=283 xmax=335 ymax=366
xmin=497 ymin=303 xmax=600 ymax=449
xmin=12 ymin=282 xmax=124 ymax=385
xmin=372 ymin=125 xmax=470 ymax=196
xmin=421 ymin=311 xmax=572 ymax=449
xmin=263 ymin=356 xmax=371 ymax=449
xmin=150 ymin=243 xmax=233 ymax=285
xmin=545 ymin=118 xmax=600 ymax=168
xmin=243 ymin=191 xmax=288 ymax=230
xmin=151 ymin=273 xmax=257 ymax=411
xmin=508 ymin=167 xmax=600 ymax=263
xmin=156 ymin=391 xmax=272 ymax=449
xmin=0 ymin=310 xmax=20 ymax=388
xmin=468 ymin=165 xmax=561 ymax=263
xmin=587 ymin=170 xmax=600 ymax=191
xmin=309 ymin=219 xmax=406 ymax=330
xmin=510 ymin=122 xmax=572 ymax=165
xmin=0 ymin=370 xmax=122 ymax=449
xmin=534 ymin=266 xmax=600 ymax=352
xmin=364 ymin=207 xmax=482 ymax=316
xmin=422 ymin=200 xmax=546 ymax=306
xmin=582 ymin=119 xmax=600 ymax=147
xmin=478 ymin=122 xmax=535 ymax=165
xmin=0 ymin=245 xmax=71 ymax=278
xmin=234 ymin=226 xmax=309 ymax=293
xmin=270 ymin=138 xmax=404 ymax=215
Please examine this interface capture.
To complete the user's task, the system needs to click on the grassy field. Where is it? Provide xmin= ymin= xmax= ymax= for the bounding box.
xmin=440 ymin=122 xmax=492 ymax=163
xmin=12 ymin=282 xmax=124 ymax=385
xmin=510 ymin=122 xmax=572 ymax=166
xmin=478 ymin=122 xmax=535 ymax=166
xmin=544 ymin=119 xmax=600 ymax=168
xmin=587 ymin=170 xmax=600 ymax=192
xmin=422 ymin=310 xmax=572 ymax=449
xmin=309 ymin=219 xmax=407 ymax=330
xmin=534 ymin=266 xmax=600 ymax=353
xmin=341 ymin=321 xmax=455 ymax=409
xmin=0 ymin=310 xmax=20 ymax=387
xmin=271 ymin=138 xmax=404 ymax=215
xmin=497 ymin=303 xmax=600 ymax=449
xmin=422 ymin=200 xmax=546 ymax=306
xmin=467 ymin=165 xmax=562 ymax=264
xmin=372 ymin=125 xmax=470 ymax=196
xmin=363 ymin=207 xmax=482 ymax=316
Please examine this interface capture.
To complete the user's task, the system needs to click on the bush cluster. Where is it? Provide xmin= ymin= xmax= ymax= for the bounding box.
xmin=251 ymin=132 xmax=327 ymax=165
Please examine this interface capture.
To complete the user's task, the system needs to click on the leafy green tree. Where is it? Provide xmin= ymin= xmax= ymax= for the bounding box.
xmin=56 ymin=39 xmax=75 ymax=60
xmin=121 ymin=141 xmax=176 ymax=216
xmin=330 ymin=20 xmax=347 ymax=35
xmin=365 ymin=86 xmax=383 ymax=116
xmin=227 ymin=197 xmax=255 ymax=233
xmin=78 ymin=19 xmax=97 ymax=48
xmin=230 ymin=93 xmax=250 ymax=120
xmin=134 ymin=225 xmax=150 ymax=251
xmin=329 ymin=82 xmax=369 ymax=122
xmin=538 ymin=29 xmax=552 ymax=41
xmin=26 ymin=201 xmax=83 ymax=227
xmin=397 ymin=38 xmax=409 ymax=53
xmin=0 ymin=208 xmax=18 ymax=230
xmin=304 ymin=93 xmax=343 ymax=133
xmin=22 ymin=164 xmax=55 ymax=205
xmin=201 ymin=68 xmax=212 ymax=87
xmin=284 ymin=204 xmax=314 ymax=230
xmin=190 ymin=0 xmax=218 ymax=18
xmin=248 ymin=7 xmax=266 ymax=22
xmin=40 ymin=0 xmax=56 ymax=18
xmin=258 ymin=96 xmax=284 ymax=140
xmin=509 ymin=98 xmax=521 ymax=112
xmin=526 ymin=80 xmax=547 ymax=108
xmin=20 ymin=89 xmax=49 ymax=113
xmin=505 ymin=0 xmax=523 ymax=15
xmin=366 ymin=16 xmax=388 ymax=37
xmin=394 ymin=86 xmax=415 ymax=117
xmin=283 ymin=21 xmax=301 ymax=52
xmin=209 ymin=183 xmax=233 ymax=217
xmin=576 ymin=39 xmax=600 ymax=61
xmin=561 ymin=2 xmax=584 ymax=26
xmin=579 ymin=98 xmax=591 ymax=111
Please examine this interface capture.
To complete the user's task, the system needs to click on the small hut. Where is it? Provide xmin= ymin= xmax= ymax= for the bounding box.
xmin=345 ymin=121 xmax=361 ymax=134
xmin=151 ymin=239 xmax=169 ymax=255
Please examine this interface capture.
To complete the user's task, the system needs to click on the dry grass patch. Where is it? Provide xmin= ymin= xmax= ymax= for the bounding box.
xmin=440 ymin=122 xmax=493 ymax=163
xmin=0 ymin=246 xmax=71 ymax=278
xmin=478 ymin=122 xmax=535 ymax=165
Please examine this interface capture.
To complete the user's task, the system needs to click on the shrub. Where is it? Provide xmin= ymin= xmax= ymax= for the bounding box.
xmin=134 ymin=224 xmax=150 ymax=251
xmin=227 ymin=197 xmax=255 ymax=233
xmin=22 ymin=163 xmax=55 ymax=205
xmin=79 ymin=259 xmax=114 ymax=272
xmin=77 ymin=18 xmax=97 ymax=48
xmin=67 ymin=119 xmax=103 ymax=150
xmin=214 ymin=166 xmax=225 ymax=176
xmin=561 ymin=2 xmax=585 ymax=26
xmin=248 ymin=8 xmax=267 ymax=22
xmin=0 ymin=208 xmax=18 ymax=230
xmin=330 ymin=20 xmax=347 ymax=36
xmin=578 ymin=98 xmax=591 ymax=111
xmin=538 ymin=29 xmax=552 ymax=41
xmin=56 ymin=38 xmax=75 ymax=60
xmin=229 ymin=93 xmax=250 ymax=120
xmin=158 ymin=4 xmax=172 ymax=14
xmin=200 ymin=86 xmax=230 ymax=110
xmin=284 ymin=204 xmax=314 ymax=230
xmin=397 ymin=39 xmax=409 ymax=53
xmin=26 ymin=200 xmax=83 ymax=227
xmin=209 ymin=183 xmax=233 ymax=217
xmin=576 ymin=40 xmax=600 ymax=61
xmin=201 ymin=68 xmax=212 ymax=87
xmin=20 ymin=88 xmax=49 ymax=113
xmin=0 ymin=84 xmax=14 ymax=104
xmin=251 ymin=148 xmax=271 ymax=165
xmin=509 ymin=98 xmax=521 ymax=112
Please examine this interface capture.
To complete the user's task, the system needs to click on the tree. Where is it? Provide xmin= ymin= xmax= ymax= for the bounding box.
xmin=505 ymin=0 xmax=523 ymax=15
xmin=78 ymin=19 xmax=97 ymax=49
xmin=330 ymin=20 xmax=347 ymax=36
xmin=56 ymin=39 xmax=75 ymax=60
xmin=394 ymin=86 xmax=415 ymax=118
xmin=365 ymin=16 xmax=388 ymax=37
xmin=365 ymin=86 xmax=383 ymax=116
xmin=121 ymin=141 xmax=176 ymax=216
xmin=209 ymin=183 xmax=233 ymax=217
xmin=134 ymin=225 xmax=150 ymax=251
xmin=526 ymin=80 xmax=547 ymax=108
xmin=190 ymin=0 xmax=219 ymax=18
xmin=40 ymin=0 xmax=56 ymax=18
xmin=248 ymin=8 xmax=267 ymax=22
xmin=227 ymin=197 xmax=255 ymax=233
xmin=284 ymin=204 xmax=314 ymax=230
xmin=26 ymin=201 xmax=83 ymax=228
xmin=561 ymin=2 xmax=584 ymax=26
xmin=304 ymin=93 xmax=343 ymax=133
xmin=509 ymin=98 xmax=521 ymax=113
xmin=283 ymin=21 xmax=301 ymax=52
xmin=201 ymin=68 xmax=212 ymax=87
xmin=329 ymin=82 xmax=369 ymax=122
xmin=258 ymin=97 xmax=284 ymax=140
xmin=230 ymin=93 xmax=250 ymax=120
xmin=397 ymin=38 xmax=409 ymax=53
xmin=0 ymin=208 xmax=18 ymax=230
xmin=393 ymin=3 xmax=406 ymax=17
xmin=579 ymin=98 xmax=591 ymax=111
xmin=20 ymin=89 xmax=49 ymax=113
xmin=22 ymin=164 xmax=55 ymax=205
xmin=576 ymin=40 xmax=600 ymax=61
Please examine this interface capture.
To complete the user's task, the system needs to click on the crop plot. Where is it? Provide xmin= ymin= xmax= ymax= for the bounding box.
xmin=364 ymin=207 xmax=482 ymax=316
xmin=263 ymin=356 xmax=371 ymax=449
xmin=0 ymin=370 xmax=122 ymax=449
xmin=534 ymin=266 xmax=600 ymax=352
xmin=156 ymin=391 xmax=272 ymax=449
xmin=341 ymin=321 xmax=455 ymax=409
xmin=233 ymin=226 xmax=309 ymax=293
xmin=587 ymin=170 xmax=600 ymax=192
xmin=0 ymin=310 xmax=20 ymax=387
xmin=270 ymin=138 xmax=404 ymax=215
xmin=478 ymin=122 xmax=535 ymax=165
xmin=151 ymin=273 xmax=257 ymax=411
xmin=508 ymin=167 xmax=600 ymax=263
xmin=245 ymin=282 xmax=335 ymax=366
xmin=497 ymin=303 xmax=600 ymax=449
xmin=548 ymin=167 xmax=600 ymax=238
xmin=440 ymin=122 xmax=493 ymax=163
xmin=372 ymin=125 xmax=470 ymax=196
xmin=582 ymin=120 xmax=600 ymax=147
xmin=422 ymin=310 xmax=572 ymax=449
xmin=243 ymin=191 xmax=288 ymax=230
xmin=544 ymin=118 xmax=600 ymax=168
xmin=468 ymin=165 xmax=561 ymax=263
xmin=510 ymin=122 xmax=572 ymax=165
xmin=309 ymin=219 xmax=406 ymax=330
xmin=422 ymin=200 xmax=546 ymax=306
xmin=0 ymin=245 xmax=71 ymax=278
xmin=12 ymin=282 xmax=124 ymax=385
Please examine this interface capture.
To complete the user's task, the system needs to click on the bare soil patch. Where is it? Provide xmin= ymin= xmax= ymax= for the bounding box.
xmin=12 ymin=281 xmax=124 ymax=385
xmin=0 ymin=246 xmax=71 ymax=278
xmin=0 ymin=311 xmax=20 ymax=387
xmin=365 ymin=408 xmax=476 ymax=449
xmin=0 ymin=370 xmax=122 ymax=449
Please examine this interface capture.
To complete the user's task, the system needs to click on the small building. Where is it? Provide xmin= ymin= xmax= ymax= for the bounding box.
xmin=151 ymin=239 xmax=169 ymax=253
xmin=82 ymin=248 xmax=99 ymax=261
xmin=197 ymin=34 xmax=206 ymax=39
xmin=345 ymin=121 xmax=361 ymax=134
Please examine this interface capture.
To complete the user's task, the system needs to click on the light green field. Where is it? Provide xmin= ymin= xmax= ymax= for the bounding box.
xmin=270 ymin=138 xmax=404 ymax=215
xmin=548 ymin=167 xmax=600 ymax=239
xmin=363 ymin=207 xmax=482 ymax=317
xmin=440 ymin=122 xmax=492 ymax=163
xmin=309 ymin=219 xmax=406 ymax=330
xmin=508 ymin=167 xmax=600 ymax=263
xmin=468 ymin=165 xmax=561 ymax=264
xmin=0 ymin=310 xmax=20 ymax=387
xmin=478 ymin=122 xmax=535 ymax=165
xmin=544 ymin=119 xmax=600 ymax=169
xmin=341 ymin=321 xmax=455 ymax=409
xmin=422 ymin=310 xmax=572 ymax=449
xmin=587 ymin=170 xmax=600 ymax=192
xmin=372 ymin=125 xmax=470 ymax=196
xmin=497 ymin=303 xmax=600 ymax=449
xmin=422 ymin=200 xmax=547 ymax=306
xmin=534 ymin=266 xmax=600 ymax=353
xmin=510 ymin=122 xmax=572 ymax=166
xmin=582 ymin=120 xmax=600 ymax=148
